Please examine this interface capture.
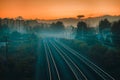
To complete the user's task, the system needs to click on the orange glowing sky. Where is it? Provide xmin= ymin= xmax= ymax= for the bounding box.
xmin=0 ymin=0 xmax=120 ymax=19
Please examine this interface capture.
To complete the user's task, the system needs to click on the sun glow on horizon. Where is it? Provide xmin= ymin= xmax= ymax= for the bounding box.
xmin=0 ymin=0 xmax=120 ymax=20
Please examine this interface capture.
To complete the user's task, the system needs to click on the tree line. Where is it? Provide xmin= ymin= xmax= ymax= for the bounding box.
xmin=0 ymin=18 xmax=120 ymax=46
xmin=75 ymin=19 xmax=120 ymax=47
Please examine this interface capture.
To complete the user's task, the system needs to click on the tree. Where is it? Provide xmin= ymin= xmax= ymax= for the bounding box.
xmin=111 ymin=20 xmax=120 ymax=35
xmin=33 ymin=25 xmax=44 ymax=33
xmin=56 ymin=21 xmax=64 ymax=30
xmin=99 ymin=19 xmax=111 ymax=32
xmin=77 ymin=15 xmax=84 ymax=21
xmin=50 ymin=23 xmax=56 ymax=29
xmin=0 ymin=24 xmax=10 ymax=41
xmin=76 ymin=21 xmax=88 ymax=39
xmin=50 ymin=21 xmax=65 ymax=32
xmin=98 ymin=19 xmax=111 ymax=40
xmin=0 ymin=18 xmax=2 ymax=27
xmin=9 ymin=31 xmax=22 ymax=40
xmin=111 ymin=20 xmax=120 ymax=46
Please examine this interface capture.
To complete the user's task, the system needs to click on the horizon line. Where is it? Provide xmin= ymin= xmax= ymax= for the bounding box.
xmin=0 ymin=14 xmax=120 ymax=20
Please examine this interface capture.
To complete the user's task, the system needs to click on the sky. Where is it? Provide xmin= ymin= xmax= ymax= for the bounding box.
xmin=0 ymin=0 xmax=120 ymax=20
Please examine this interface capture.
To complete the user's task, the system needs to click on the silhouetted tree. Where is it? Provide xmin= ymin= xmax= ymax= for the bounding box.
xmin=0 ymin=24 xmax=9 ymax=41
xmin=50 ymin=23 xmax=56 ymax=29
xmin=33 ymin=25 xmax=44 ymax=33
xmin=9 ymin=31 xmax=21 ymax=40
xmin=50 ymin=21 xmax=65 ymax=32
xmin=0 ymin=18 xmax=2 ymax=27
xmin=56 ymin=21 xmax=64 ymax=30
xmin=76 ymin=21 xmax=88 ymax=39
xmin=111 ymin=20 xmax=120 ymax=46
xmin=77 ymin=15 xmax=84 ymax=21
xmin=99 ymin=19 xmax=111 ymax=32
xmin=98 ymin=19 xmax=111 ymax=41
